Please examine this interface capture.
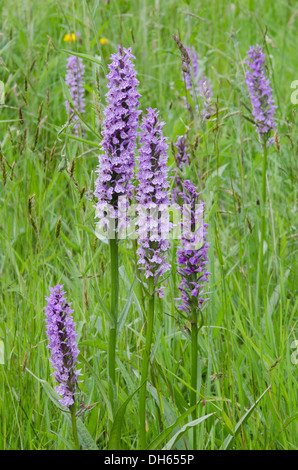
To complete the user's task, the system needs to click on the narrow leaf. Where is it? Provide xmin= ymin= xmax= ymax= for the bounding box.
xmin=27 ymin=369 xmax=98 ymax=450
xmin=162 ymin=413 xmax=215 ymax=450
xmin=108 ymin=383 xmax=145 ymax=450
xmin=147 ymin=403 xmax=199 ymax=450
xmin=222 ymin=386 xmax=271 ymax=450
xmin=79 ymin=354 xmax=113 ymax=421
xmin=117 ymin=275 xmax=136 ymax=337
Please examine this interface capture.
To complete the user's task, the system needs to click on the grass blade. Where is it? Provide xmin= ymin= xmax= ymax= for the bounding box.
xmin=222 ymin=386 xmax=271 ymax=450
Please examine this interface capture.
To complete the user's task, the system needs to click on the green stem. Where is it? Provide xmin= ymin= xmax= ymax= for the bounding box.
xmin=133 ymin=239 xmax=144 ymax=308
xmin=190 ymin=309 xmax=198 ymax=450
xmin=70 ymin=403 xmax=80 ymax=450
xmin=139 ymin=277 xmax=155 ymax=450
xmin=109 ymin=235 xmax=118 ymax=413
xmin=256 ymin=142 xmax=268 ymax=306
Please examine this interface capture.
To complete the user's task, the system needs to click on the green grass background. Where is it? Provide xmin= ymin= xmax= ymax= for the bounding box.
xmin=0 ymin=0 xmax=297 ymax=450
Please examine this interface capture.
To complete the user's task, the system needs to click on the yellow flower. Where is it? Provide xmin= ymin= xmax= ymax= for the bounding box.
xmin=99 ymin=37 xmax=109 ymax=45
xmin=64 ymin=33 xmax=76 ymax=43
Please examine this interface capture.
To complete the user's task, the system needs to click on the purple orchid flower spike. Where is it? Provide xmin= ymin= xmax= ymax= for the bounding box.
xmin=177 ymin=180 xmax=211 ymax=315
xmin=183 ymin=46 xmax=214 ymax=121
xmin=65 ymin=55 xmax=85 ymax=134
xmin=245 ymin=44 xmax=277 ymax=139
xmin=45 ymin=285 xmax=80 ymax=408
xmin=94 ymin=45 xmax=141 ymax=229
xmin=136 ymin=107 xmax=171 ymax=281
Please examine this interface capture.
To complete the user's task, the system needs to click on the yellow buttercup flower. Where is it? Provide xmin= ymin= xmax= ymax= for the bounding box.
xmin=64 ymin=33 xmax=76 ymax=43
xmin=99 ymin=37 xmax=109 ymax=45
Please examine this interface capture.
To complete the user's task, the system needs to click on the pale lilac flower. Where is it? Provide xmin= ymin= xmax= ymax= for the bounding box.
xmin=65 ymin=56 xmax=85 ymax=134
xmin=94 ymin=45 xmax=141 ymax=230
xmin=153 ymin=287 xmax=166 ymax=298
xmin=45 ymin=285 xmax=80 ymax=408
xmin=183 ymin=47 xmax=214 ymax=121
xmin=183 ymin=47 xmax=199 ymax=94
xmin=136 ymin=108 xmax=171 ymax=280
xmin=245 ymin=44 xmax=277 ymax=137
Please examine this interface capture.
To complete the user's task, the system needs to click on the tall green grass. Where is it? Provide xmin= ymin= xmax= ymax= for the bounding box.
xmin=0 ymin=0 xmax=297 ymax=450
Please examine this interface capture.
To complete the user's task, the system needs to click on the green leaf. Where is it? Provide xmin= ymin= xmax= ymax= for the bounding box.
xmin=60 ymin=231 xmax=81 ymax=253
xmin=90 ymin=283 xmax=114 ymax=326
xmin=208 ymin=163 xmax=229 ymax=181
xmin=108 ymin=383 xmax=144 ymax=450
xmin=162 ymin=413 xmax=215 ymax=450
xmin=147 ymin=403 xmax=204 ymax=450
xmin=0 ymin=81 xmax=4 ymax=104
xmin=83 ymin=244 xmax=104 ymax=276
xmin=49 ymin=430 xmax=74 ymax=450
xmin=117 ymin=275 xmax=136 ymax=338
xmin=26 ymin=368 xmax=67 ymax=411
xmin=26 ymin=369 xmax=98 ymax=450
xmin=53 ymin=123 xmax=100 ymax=147
xmin=60 ymin=78 xmax=101 ymax=139
xmin=79 ymin=354 xmax=113 ymax=422
xmin=75 ymin=223 xmax=97 ymax=238
xmin=60 ymin=49 xmax=105 ymax=69
xmin=57 ymin=156 xmax=68 ymax=173
xmin=64 ymin=414 xmax=98 ymax=450
xmin=221 ymin=386 xmax=271 ymax=450
xmin=0 ymin=340 xmax=4 ymax=364
xmin=119 ymin=265 xmax=145 ymax=318
xmin=0 ymin=326 xmax=4 ymax=364
xmin=77 ymin=418 xmax=98 ymax=450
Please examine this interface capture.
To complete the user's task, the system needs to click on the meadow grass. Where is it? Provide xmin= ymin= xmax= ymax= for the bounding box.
xmin=0 ymin=0 xmax=297 ymax=450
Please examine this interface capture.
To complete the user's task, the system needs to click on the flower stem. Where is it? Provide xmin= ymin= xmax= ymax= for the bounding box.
xmin=256 ymin=142 xmax=268 ymax=306
xmin=109 ymin=235 xmax=119 ymax=413
xmin=139 ymin=277 xmax=155 ymax=449
xmin=133 ymin=239 xmax=144 ymax=308
xmin=190 ymin=309 xmax=198 ymax=450
xmin=70 ymin=403 xmax=80 ymax=450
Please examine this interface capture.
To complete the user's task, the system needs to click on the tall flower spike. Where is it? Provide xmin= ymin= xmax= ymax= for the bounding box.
xmin=182 ymin=47 xmax=214 ymax=121
xmin=183 ymin=47 xmax=199 ymax=94
xmin=136 ymin=108 xmax=171 ymax=281
xmin=177 ymin=180 xmax=211 ymax=314
xmin=245 ymin=44 xmax=277 ymax=137
xmin=65 ymin=55 xmax=85 ymax=134
xmin=45 ymin=285 xmax=80 ymax=408
xmin=94 ymin=45 xmax=141 ymax=229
